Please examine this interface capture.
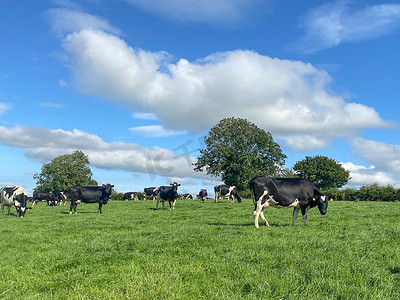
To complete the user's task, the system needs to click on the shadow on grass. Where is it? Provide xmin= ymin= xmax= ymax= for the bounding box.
xmin=208 ymin=222 xmax=291 ymax=227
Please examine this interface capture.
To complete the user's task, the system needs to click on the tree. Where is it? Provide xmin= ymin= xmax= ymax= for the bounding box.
xmin=293 ymin=155 xmax=350 ymax=190
xmin=33 ymin=150 xmax=97 ymax=192
xmin=193 ymin=117 xmax=286 ymax=191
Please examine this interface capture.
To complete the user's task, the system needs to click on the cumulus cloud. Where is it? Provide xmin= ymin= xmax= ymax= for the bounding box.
xmin=130 ymin=125 xmax=187 ymax=137
xmin=122 ymin=0 xmax=261 ymax=26
xmin=0 ymin=125 xmax=208 ymax=180
xmin=297 ymin=1 xmax=400 ymax=53
xmin=350 ymin=137 xmax=400 ymax=178
xmin=59 ymin=27 xmax=391 ymax=151
xmin=341 ymin=161 xmax=396 ymax=187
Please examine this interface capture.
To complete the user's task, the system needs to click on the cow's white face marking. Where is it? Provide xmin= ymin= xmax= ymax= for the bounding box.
xmin=15 ymin=200 xmax=21 ymax=207
xmin=321 ymin=195 xmax=326 ymax=201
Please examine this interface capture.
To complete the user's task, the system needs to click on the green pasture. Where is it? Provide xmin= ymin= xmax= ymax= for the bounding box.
xmin=1 ymin=199 xmax=399 ymax=299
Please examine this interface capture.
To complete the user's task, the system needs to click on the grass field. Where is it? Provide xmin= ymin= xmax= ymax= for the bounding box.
xmin=1 ymin=199 xmax=400 ymax=299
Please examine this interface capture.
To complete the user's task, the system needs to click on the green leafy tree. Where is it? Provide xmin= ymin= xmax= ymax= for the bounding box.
xmin=194 ymin=117 xmax=286 ymax=191
xmin=293 ymin=155 xmax=350 ymax=189
xmin=33 ymin=150 xmax=97 ymax=192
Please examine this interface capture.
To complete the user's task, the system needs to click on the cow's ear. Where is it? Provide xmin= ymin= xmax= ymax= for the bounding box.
xmin=312 ymin=198 xmax=316 ymax=201
xmin=178 ymin=184 xmax=181 ymax=186
xmin=27 ymin=207 xmax=32 ymax=210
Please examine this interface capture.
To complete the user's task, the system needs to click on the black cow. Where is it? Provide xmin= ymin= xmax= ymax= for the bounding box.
xmin=1 ymin=186 xmax=31 ymax=217
xmin=181 ymin=193 xmax=193 ymax=200
xmin=123 ymin=192 xmax=139 ymax=201
xmin=144 ymin=187 xmax=158 ymax=201
xmin=214 ymin=185 xmax=242 ymax=203
xmin=250 ymin=176 xmax=328 ymax=228
xmin=156 ymin=182 xmax=181 ymax=210
xmin=69 ymin=183 xmax=114 ymax=214
xmin=32 ymin=191 xmax=56 ymax=206
xmin=198 ymin=189 xmax=208 ymax=201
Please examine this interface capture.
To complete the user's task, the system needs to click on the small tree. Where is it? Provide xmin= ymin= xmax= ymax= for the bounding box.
xmin=194 ymin=117 xmax=286 ymax=191
xmin=293 ymin=155 xmax=350 ymax=190
xmin=34 ymin=150 xmax=97 ymax=192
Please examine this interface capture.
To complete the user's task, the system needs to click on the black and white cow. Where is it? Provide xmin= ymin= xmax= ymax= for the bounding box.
xmin=181 ymin=193 xmax=193 ymax=200
xmin=214 ymin=185 xmax=242 ymax=203
xmin=156 ymin=182 xmax=181 ymax=210
xmin=1 ymin=186 xmax=31 ymax=217
xmin=250 ymin=176 xmax=328 ymax=228
xmin=69 ymin=183 xmax=114 ymax=214
xmin=123 ymin=192 xmax=139 ymax=201
xmin=198 ymin=189 xmax=208 ymax=201
xmin=57 ymin=191 xmax=69 ymax=206
xmin=144 ymin=187 xmax=158 ymax=201
xmin=32 ymin=191 xmax=56 ymax=206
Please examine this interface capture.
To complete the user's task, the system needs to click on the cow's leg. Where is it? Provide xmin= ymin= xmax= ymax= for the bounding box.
xmin=301 ymin=206 xmax=310 ymax=225
xmin=162 ymin=200 xmax=165 ymax=209
xmin=7 ymin=205 xmax=11 ymax=215
xmin=215 ymin=192 xmax=219 ymax=203
xmin=292 ymin=206 xmax=300 ymax=226
xmin=230 ymin=195 xmax=234 ymax=204
xmin=172 ymin=199 xmax=176 ymax=210
xmin=254 ymin=191 xmax=269 ymax=228
xmin=156 ymin=196 xmax=160 ymax=209
xmin=98 ymin=203 xmax=102 ymax=213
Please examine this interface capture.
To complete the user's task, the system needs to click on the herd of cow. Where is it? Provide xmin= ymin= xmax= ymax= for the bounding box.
xmin=0 ymin=176 xmax=328 ymax=227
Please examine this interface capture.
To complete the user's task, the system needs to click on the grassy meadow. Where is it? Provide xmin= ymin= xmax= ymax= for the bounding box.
xmin=1 ymin=198 xmax=400 ymax=299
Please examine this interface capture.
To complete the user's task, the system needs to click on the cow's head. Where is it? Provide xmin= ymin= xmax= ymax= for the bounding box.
xmin=317 ymin=195 xmax=328 ymax=215
xmin=102 ymin=184 xmax=114 ymax=204
xmin=233 ymin=187 xmax=242 ymax=203
xmin=170 ymin=182 xmax=181 ymax=193
xmin=14 ymin=194 xmax=31 ymax=218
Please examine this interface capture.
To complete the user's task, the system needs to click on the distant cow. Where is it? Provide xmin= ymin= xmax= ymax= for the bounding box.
xmin=181 ymin=193 xmax=193 ymax=200
xmin=250 ymin=176 xmax=328 ymax=228
xmin=1 ymin=186 xmax=31 ymax=217
xmin=57 ymin=191 xmax=69 ymax=206
xmin=123 ymin=192 xmax=139 ymax=201
xmin=32 ymin=191 xmax=56 ymax=206
xmin=198 ymin=189 xmax=208 ymax=201
xmin=69 ymin=183 xmax=114 ymax=214
xmin=214 ymin=185 xmax=242 ymax=203
xmin=144 ymin=187 xmax=158 ymax=201
xmin=156 ymin=182 xmax=181 ymax=210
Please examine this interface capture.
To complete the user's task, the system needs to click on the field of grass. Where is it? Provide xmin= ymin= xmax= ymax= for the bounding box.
xmin=1 ymin=199 xmax=400 ymax=299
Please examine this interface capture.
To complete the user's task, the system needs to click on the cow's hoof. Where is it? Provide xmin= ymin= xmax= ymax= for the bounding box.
xmin=69 ymin=212 xmax=72 ymax=214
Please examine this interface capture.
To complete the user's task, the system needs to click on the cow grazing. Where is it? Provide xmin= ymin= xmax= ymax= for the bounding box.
xmin=181 ymin=193 xmax=193 ymax=200
xmin=144 ymin=187 xmax=158 ymax=201
xmin=250 ymin=176 xmax=328 ymax=228
xmin=32 ymin=191 xmax=56 ymax=206
xmin=214 ymin=185 xmax=242 ymax=203
xmin=123 ymin=192 xmax=139 ymax=201
xmin=69 ymin=183 xmax=114 ymax=214
xmin=156 ymin=182 xmax=181 ymax=210
xmin=1 ymin=186 xmax=31 ymax=217
xmin=198 ymin=189 xmax=208 ymax=201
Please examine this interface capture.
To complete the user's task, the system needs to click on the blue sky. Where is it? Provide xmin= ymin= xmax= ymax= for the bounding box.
xmin=1 ymin=0 xmax=400 ymax=196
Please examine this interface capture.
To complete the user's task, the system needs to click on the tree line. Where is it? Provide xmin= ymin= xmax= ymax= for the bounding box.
xmin=33 ymin=117 xmax=398 ymax=202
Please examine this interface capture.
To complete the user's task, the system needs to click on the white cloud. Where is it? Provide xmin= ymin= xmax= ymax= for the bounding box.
xmin=298 ymin=1 xmax=400 ymax=53
xmin=45 ymin=8 xmax=121 ymax=37
xmin=130 ymin=125 xmax=187 ymax=137
xmin=122 ymin=0 xmax=260 ymax=26
xmin=341 ymin=161 xmax=396 ymax=187
xmin=0 ymin=125 xmax=209 ymax=180
xmin=0 ymin=103 xmax=12 ymax=115
xmin=60 ymin=27 xmax=392 ymax=151
xmin=350 ymin=137 xmax=400 ymax=176
xmin=132 ymin=112 xmax=158 ymax=120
